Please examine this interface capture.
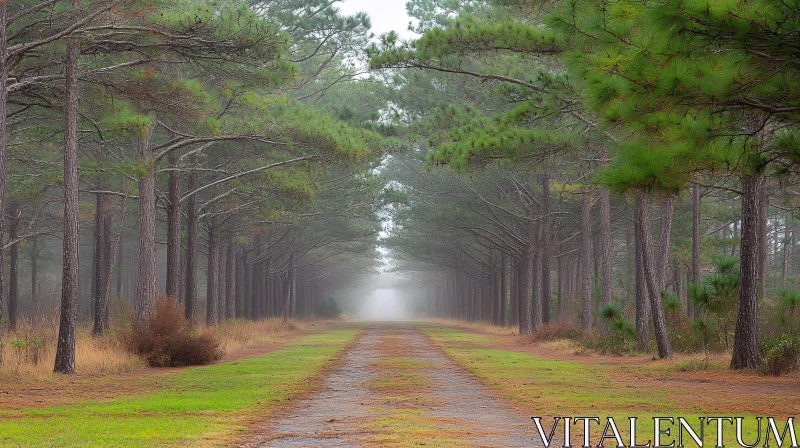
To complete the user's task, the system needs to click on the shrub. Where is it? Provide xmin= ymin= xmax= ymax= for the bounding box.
xmin=532 ymin=321 xmax=582 ymax=342
xmin=120 ymin=295 xmax=223 ymax=367
xmin=315 ymin=298 xmax=341 ymax=320
xmin=758 ymin=334 xmax=800 ymax=376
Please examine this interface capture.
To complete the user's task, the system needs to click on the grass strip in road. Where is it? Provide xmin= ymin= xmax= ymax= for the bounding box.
xmin=419 ymin=326 xmax=767 ymax=447
xmin=0 ymin=328 xmax=360 ymax=447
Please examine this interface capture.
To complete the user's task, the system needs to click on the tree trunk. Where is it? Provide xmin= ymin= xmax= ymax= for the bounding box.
xmin=531 ymin=243 xmax=543 ymax=332
xmin=31 ymin=237 xmax=38 ymax=300
xmin=557 ymin=256 xmax=563 ymax=321
xmin=500 ymin=253 xmax=507 ymax=327
xmin=184 ymin=171 xmax=199 ymax=321
xmin=165 ymin=153 xmax=181 ymax=299
xmin=580 ymin=193 xmax=593 ymax=331
xmin=226 ymin=241 xmax=236 ymax=320
xmin=634 ymin=212 xmax=650 ymax=345
xmin=519 ymin=252 xmax=534 ymax=335
xmin=206 ymin=224 xmax=220 ymax=326
xmin=782 ymin=212 xmax=792 ymax=288
xmin=757 ymin=182 xmax=768 ymax=301
xmin=280 ymin=253 xmax=295 ymax=320
xmin=691 ymin=184 xmax=701 ymax=319
xmin=8 ymin=205 xmax=19 ymax=331
xmin=731 ymin=172 xmax=763 ymax=370
xmin=635 ymin=190 xmax=673 ymax=359
xmin=134 ymin=125 xmax=157 ymax=325
xmin=599 ymin=186 xmax=613 ymax=307
xmin=92 ymin=193 xmax=111 ymax=336
xmin=217 ymin=237 xmax=227 ymax=323
xmin=54 ymin=19 xmax=81 ymax=373
xmin=541 ymin=175 xmax=552 ymax=323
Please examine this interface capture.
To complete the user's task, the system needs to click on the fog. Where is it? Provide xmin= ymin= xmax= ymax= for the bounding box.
xmin=359 ymin=288 xmax=409 ymax=321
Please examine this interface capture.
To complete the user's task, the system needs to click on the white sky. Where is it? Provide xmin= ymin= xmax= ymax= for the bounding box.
xmin=339 ymin=0 xmax=417 ymax=40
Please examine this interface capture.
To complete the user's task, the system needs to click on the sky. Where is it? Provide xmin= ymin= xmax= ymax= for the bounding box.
xmin=339 ymin=0 xmax=417 ymax=40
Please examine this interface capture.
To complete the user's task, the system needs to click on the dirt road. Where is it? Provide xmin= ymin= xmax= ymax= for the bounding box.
xmin=245 ymin=323 xmax=539 ymax=447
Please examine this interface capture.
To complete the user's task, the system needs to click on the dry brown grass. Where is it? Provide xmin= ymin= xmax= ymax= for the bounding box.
xmin=0 ymin=310 xmax=310 ymax=380
xmin=214 ymin=317 xmax=307 ymax=354
xmin=0 ymin=315 xmax=145 ymax=382
xmin=420 ymin=317 xmax=518 ymax=336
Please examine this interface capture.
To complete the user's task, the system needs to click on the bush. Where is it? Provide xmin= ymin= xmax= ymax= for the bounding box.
xmin=315 ymin=298 xmax=341 ymax=320
xmin=759 ymin=334 xmax=800 ymax=376
xmin=120 ymin=295 xmax=223 ymax=367
xmin=532 ymin=321 xmax=582 ymax=342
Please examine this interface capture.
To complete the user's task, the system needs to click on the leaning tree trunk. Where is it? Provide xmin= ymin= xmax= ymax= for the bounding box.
xmin=731 ymin=172 xmax=764 ymax=369
xmin=8 ymin=205 xmax=19 ymax=331
xmin=541 ymin=175 xmax=552 ymax=324
xmin=165 ymin=152 xmax=181 ymax=299
xmin=134 ymin=125 xmax=157 ymax=326
xmin=580 ymin=193 xmax=593 ymax=332
xmin=635 ymin=190 xmax=673 ymax=359
xmin=54 ymin=20 xmax=81 ymax=374
xmin=691 ymin=183 xmax=701 ymax=319
xmin=656 ymin=195 xmax=676 ymax=295
xmin=184 ymin=171 xmax=199 ymax=321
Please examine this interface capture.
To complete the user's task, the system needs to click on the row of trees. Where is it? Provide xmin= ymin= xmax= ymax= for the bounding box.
xmin=0 ymin=0 xmax=390 ymax=373
xmin=372 ymin=0 xmax=800 ymax=369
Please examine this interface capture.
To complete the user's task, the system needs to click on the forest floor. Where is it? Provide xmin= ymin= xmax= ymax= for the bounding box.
xmin=1 ymin=320 xmax=798 ymax=447
xmin=0 ymin=324 xmax=361 ymax=447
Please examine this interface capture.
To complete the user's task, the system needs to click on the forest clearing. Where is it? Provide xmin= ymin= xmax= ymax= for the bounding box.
xmin=0 ymin=0 xmax=799 ymax=445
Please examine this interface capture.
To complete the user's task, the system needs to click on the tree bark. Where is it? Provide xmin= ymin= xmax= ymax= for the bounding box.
xmin=634 ymin=212 xmax=650 ymax=345
xmin=134 ymin=125 xmax=157 ymax=326
xmin=782 ymin=212 xmax=792 ymax=288
xmin=280 ymin=252 xmax=295 ymax=320
xmin=599 ymin=186 xmax=613 ymax=307
xmin=184 ymin=171 xmax=199 ymax=321
xmin=165 ymin=152 xmax=181 ymax=299
xmin=8 ymin=205 xmax=19 ymax=331
xmin=500 ymin=252 xmax=507 ymax=327
xmin=54 ymin=18 xmax=81 ymax=373
xmin=225 ymin=241 xmax=236 ymax=320
xmin=731 ymin=173 xmax=763 ymax=369
xmin=92 ymin=192 xmax=111 ymax=336
xmin=756 ymin=183 xmax=769 ymax=301
xmin=541 ymin=175 xmax=552 ymax=323
xmin=206 ymin=224 xmax=220 ymax=326
xmin=580 ymin=193 xmax=593 ymax=331
xmin=31 ymin=236 xmax=38 ymax=300
xmin=519 ymin=251 xmax=534 ymax=334
xmin=635 ymin=190 xmax=673 ymax=358
xmin=217 ymin=236 xmax=227 ymax=322
xmin=691 ymin=183 xmax=701 ymax=319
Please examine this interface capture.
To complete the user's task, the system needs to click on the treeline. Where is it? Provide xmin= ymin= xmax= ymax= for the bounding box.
xmin=373 ymin=0 xmax=800 ymax=371
xmin=0 ymin=0 xmax=390 ymax=373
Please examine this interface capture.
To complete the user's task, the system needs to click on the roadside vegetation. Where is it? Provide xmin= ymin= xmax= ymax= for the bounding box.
xmin=0 ymin=327 xmax=360 ymax=447
xmin=420 ymin=325 xmax=797 ymax=446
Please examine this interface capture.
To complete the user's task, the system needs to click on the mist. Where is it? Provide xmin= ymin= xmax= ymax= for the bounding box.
xmin=358 ymin=288 xmax=408 ymax=321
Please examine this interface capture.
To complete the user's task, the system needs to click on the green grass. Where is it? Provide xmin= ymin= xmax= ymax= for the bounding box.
xmin=419 ymin=326 xmax=766 ymax=447
xmin=0 ymin=328 xmax=359 ymax=447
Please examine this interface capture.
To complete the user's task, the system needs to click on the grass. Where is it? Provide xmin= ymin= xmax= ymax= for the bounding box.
xmin=0 ymin=327 xmax=360 ymax=447
xmin=0 ymin=315 xmax=309 ymax=381
xmin=418 ymin=325 xmax=770 ymax=447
